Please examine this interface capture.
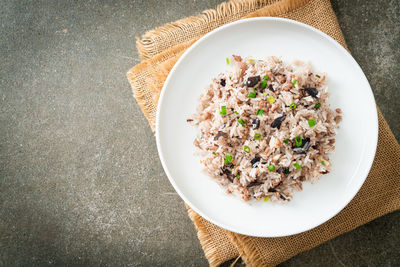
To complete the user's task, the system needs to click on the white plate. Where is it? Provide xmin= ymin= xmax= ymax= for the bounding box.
xmin=156 ymin=18 xmax=378 ymax=237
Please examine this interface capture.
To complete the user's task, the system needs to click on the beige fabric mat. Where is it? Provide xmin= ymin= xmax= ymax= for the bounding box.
xmin=127 ymin=0 xmax=400 ymax=266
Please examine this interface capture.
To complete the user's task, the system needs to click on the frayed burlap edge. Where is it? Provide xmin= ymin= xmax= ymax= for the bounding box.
xmin=136 ymin=0 xmax=311 ymax=60
xmin=186 ymin=205 xmax=241 ymax=267
xmin=126 ymin=40 xmax=196 ymax=130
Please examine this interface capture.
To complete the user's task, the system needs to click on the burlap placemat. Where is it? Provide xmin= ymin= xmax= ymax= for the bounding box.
xmin=127 ymin=0 xmax=400 ymax=266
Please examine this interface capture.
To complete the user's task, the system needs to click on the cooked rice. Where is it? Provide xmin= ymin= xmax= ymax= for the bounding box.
xmin=189 ymin=55 xmax=342 ymax=202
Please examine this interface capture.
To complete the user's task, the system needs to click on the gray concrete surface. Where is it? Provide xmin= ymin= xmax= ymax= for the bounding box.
xmin=0 ymin=0 xmax=399 ymax=266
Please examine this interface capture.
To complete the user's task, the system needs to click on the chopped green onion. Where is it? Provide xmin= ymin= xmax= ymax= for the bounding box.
xmin=230 ymin=164 xmax=234 ymax=169
xmin=226 ymin=57 xmax=229 ymax=65
xmin=234 ymin=111 xmax=239 ymax=115
xmin=267 ymin=164 xmax=275 ymax=171
xmin=283 ymin=139 xmax=289 ymax=144
xmin=321 ymin=161 xmax=325 ymax=166
xmin=229 ymin=76 xmax=232 ymax=80
xmin=254 ymin=133 xmax=262 ymax=140
xmin=293 ymin=162 xmax=302 ymax=170
xmin=308 ymin=119 xmax=316 ymax=127
xmin=295 ymin=136 xmax=302 ymax=147
xmin=290 ymin=103 xmax=297 ymax=110
xmin=315 ymin=74 xmax=321 ymax=78
xmin=236 ymin=172 xmax=240 ymax=178
xmin=264 ymin=196 xmax=269 ymax=202
xmin=248 ymin=89 xmax=256 ymax=98
xmin=264 ymin=75 xmax=269 ymax=80
xmin=314 ymin=103 xmax=321 ymax=109
xmin=292 ymin=79 xmax=297 ymax=86
xmin=263 ymin=92 xmax=268 ymax=97
xmin=267 ymin=96 xmax=275 ymax=104
xmin=260 ymin=80 xmax=268 ymax=89
xmin=256 ymin=109 xmax=264 ymax=115
xmin=244 ymin=145 xmax=250 ymax=153
xmin=224 ymin=153 xmax=232 ymax=164
xmin=238 ymin=118 xmax=245 ymax=127
xmin=212 ymin=152 xmax=216 ymax=155
xmin=220 ymin=105 xmax=227 ymax=115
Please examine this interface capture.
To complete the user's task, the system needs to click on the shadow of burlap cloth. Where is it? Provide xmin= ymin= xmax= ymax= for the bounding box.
xmin=127 ymin=0 xmax=400 ymax=265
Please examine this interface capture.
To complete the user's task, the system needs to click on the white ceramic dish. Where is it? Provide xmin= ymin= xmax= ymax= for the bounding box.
xmin=156 ymin=18 xmax=378 ymax=237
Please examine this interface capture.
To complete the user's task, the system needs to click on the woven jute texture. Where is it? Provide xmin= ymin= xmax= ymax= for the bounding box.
xmin=127 ymin=0 xmax=400 ymax=266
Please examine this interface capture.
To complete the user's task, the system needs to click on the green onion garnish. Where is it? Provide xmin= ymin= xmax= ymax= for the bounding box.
xmin=226 ymin=57 xmax=229 ymax=65
xmin=244 ymin=145 xmax=250 ymax=153
xmin=234 ymin=111 xmax=239 ymax=115
xmin=220 ymin=105 xmax=227 ymax=115
xmin=314 ymin=103 xmax=321 ymax=109
xmin=315 ymin=74 xmax=321 ymax=78
xmin=260 ymin=80 xmax=268 ymax=89
xmin=254 ymin=133 xmax=262 ymax=140
xmin=236 ymin=172 xmax=240 ymax=178
xmin=295 ymin=136 xmax=302 ymax=147
xmin=267 ymin=96 xmax=275 ymax=104
xmin=238 ymin=118 xmax=245 ymax=127
xmin=264 ymin=196 xmax=269 ymax=202
xmin=256 ymin=109 xmax=263 ymax=115
xmin=267 ymin=164 xmax=275 ymax=171
xmin=248 ymin=89 xmax=256 ymax=98
xmin=229 ymin=76 xmax=232 ymax=80
xmin=308 ymin=119 xmax=316 ymax=127
xmin=294 ymin=162 xmax=302 ymax=170
xmin=264 ymin=75 xmax=269 ymax=80
xmin=212 ymin=152 xmax=216 ymax=155
xmin=321 ymin=161 xmax=325 ymax=166
xmin=290 ymin=103 xmax=297 ymax=110
xmin=224 ymin=153 xmax=232 ymax=164
xmin=283 ymin=139 xmax=289 ymax=144
xmin=292 ymin=79 xmax=297 ymax=86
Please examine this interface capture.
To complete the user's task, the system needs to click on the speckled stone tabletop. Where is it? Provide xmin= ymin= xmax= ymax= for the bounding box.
xmin=0 ymin=0 xmax=399 ymax=266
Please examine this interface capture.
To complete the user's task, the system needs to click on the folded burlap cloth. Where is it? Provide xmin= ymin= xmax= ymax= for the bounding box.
xmin=127 ymin=0 xmax=400 ymax=265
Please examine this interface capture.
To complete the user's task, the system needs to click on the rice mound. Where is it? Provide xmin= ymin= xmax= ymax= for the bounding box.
xmin=189 ymin=55 xmax=342 ymax=202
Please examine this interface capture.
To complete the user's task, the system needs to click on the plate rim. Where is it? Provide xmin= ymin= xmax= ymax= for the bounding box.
xmin=155 ymin=17 xmax=378 ymax=237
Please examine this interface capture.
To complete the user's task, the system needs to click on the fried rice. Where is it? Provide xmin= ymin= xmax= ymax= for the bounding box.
xmin=189 ymin=55 xmax=342 ymax=202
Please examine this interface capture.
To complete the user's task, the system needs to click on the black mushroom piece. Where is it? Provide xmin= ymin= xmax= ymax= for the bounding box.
xmin=268 ymin=84 xmax=274 ymax=92
xmin=277 ymin=167 xmax=290 ymax=175
xmin=247 ymin=181 xmax=263 ymax=188
xmin=252 ymin=118 xmax=260 ymax=130
xmin=250 ymin=157 xmax=261 ymax=168
xmin=292 ymin=137 xmax=311 ymax=154
xmin=305 ymin=87 xmax=319 ymax=98
xmin=220 ymin=163 xmax=234 ymax=182
xmin=214 ymin=131 xmax=227 ymax=141
xmin=220 ymin=78 xmax=226 ymax=87
xmin=271 ymin=113 xmax=286 ymax=129
xmin=246 ymin=75 xmax=261 ymax=87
